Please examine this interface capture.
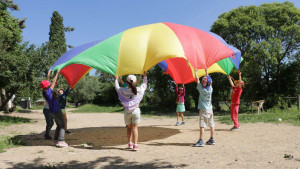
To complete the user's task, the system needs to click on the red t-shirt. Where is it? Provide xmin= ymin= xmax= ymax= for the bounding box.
xmin=231 ymin=86 xmax=243 ymax=104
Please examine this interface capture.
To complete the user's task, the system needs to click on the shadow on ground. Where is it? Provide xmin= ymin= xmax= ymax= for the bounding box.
xmin=13 ymin=126 xmax=181 ymax=150
xmin=5 ymin=156 xmax=188 ymax=169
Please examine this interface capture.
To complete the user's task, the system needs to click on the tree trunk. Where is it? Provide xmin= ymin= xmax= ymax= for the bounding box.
xmin=276 ymin=63 xmax=281 ymax=93
xmin=0 ymin=88 xmax=8 ymax=112
xmin=0 ymin=87 xmax=18 ymax=112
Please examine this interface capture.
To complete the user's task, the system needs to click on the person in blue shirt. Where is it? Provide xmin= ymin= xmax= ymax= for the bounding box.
xmin=58 ymin=87 xmax=72 ymax=134
xmin=193 ymin=69 xmax=215 ymax=147
xmin=40 ymin=70 xmax=68 ymax=147
xmin=43 ymin=71 xmax=54 ymax=140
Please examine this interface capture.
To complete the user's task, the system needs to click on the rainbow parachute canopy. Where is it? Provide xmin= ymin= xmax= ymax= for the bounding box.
xmin=50 ymin=22 xmax=241 ymax=87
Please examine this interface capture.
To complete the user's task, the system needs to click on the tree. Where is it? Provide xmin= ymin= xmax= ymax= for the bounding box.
xmin=69 ymin=76 xmax=101 ymax=104
xmin=211 ymin=2 xmax=300 ymax=107
xmin=48 ymin=11 xmax=67 ymax=64
xmin=0 ymin=0 xmax=25 ymax=111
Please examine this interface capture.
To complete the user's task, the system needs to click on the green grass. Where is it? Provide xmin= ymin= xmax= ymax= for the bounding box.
xmin=0 ymin=136 xmax=23 ymax=152
xmin=30 ymin=105 xmax=44 ymax=110
xmin=217 ymin=108 xmax=300 ymax=126
xmin=0 ymin=115 xmax=31 ymax=126
xmin=71 ymin=104 xmax=123 ymax=113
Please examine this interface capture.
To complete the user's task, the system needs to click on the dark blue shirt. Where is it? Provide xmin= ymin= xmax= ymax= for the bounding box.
xmin=58 ymin=88 xmax=72 ymax=109
xmin=42 ymin=88 xmax=60 ymax=113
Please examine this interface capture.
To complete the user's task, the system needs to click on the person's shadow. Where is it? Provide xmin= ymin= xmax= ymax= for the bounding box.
xmin=12 ymin=126 xmax=181 ymax=150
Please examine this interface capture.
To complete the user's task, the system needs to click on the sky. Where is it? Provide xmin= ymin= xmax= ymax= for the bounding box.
xmin=12 ymin=0 xmax=300 ymax=48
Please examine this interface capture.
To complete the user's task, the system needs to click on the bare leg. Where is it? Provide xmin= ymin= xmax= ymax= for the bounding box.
xmin=199 ymin=127 xmax=204 ymax=140
xmin=127 ymin=125 xmax=132 ymax=143
xmin=176 ymin=113 xmax=179 ymax=122
xmin=132 ymin=123 xmax=138 ymax=144
xmin=180 ymin=112 xmax=184 ymax=122
xmin=210 ymin=127 xmax=214 ymax=138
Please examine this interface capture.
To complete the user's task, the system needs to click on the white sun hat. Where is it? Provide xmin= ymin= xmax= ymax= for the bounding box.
xmin=126 ymin=75 xmax=136 ymax=83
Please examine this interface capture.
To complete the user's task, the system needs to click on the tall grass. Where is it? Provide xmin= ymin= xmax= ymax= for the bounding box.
xmin=217 ymin=107 xmax=300 ymax=126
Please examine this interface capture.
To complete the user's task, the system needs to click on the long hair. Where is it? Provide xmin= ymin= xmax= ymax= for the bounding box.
xmin=127 ymin=81 xmax=137 ymax=95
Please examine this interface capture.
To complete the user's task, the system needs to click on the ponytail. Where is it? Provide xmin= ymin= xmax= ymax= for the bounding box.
xmin=127 ymin=80 xmax=137 ymax=95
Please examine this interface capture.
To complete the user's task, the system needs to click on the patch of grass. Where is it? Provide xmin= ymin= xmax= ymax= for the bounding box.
xmin=30 ymin=105 xmax=44 ymax=110
xmin=217 ymin=108 xmax=300 ymax=126
xmin=0 ymin=115 xmax=31 ymax=126
xmin=71 ymin=104 xmax=123 ymax=113
xmin=0 ymin=136 xmax=23 ymax=153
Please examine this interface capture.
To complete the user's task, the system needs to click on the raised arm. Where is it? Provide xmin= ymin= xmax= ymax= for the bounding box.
xmin=176 ymin=84 xmax=179 ymax=94
xmin=194 ymin=69 xmax=200 ymax=84
xmin=47 ymin=70 xmax=51 ymax=81
xmin=115 ymin=76 xmax=120 ymax=90
xmin=65 ymin=88 xmax=72 ymax=96
xmin=205 ymin=68 xmax=208 ymax=76
xmin=139 ymin=71 xmax=148 ymax=91
xmin=228 ymin=75 xmax=234 ymax=87
xmin=119 ymin=77 xmax=124 ymax=86
xmin=238 ymin=70 xmax=242 ymax=83
xmin=135 ymin=75 xmax=142 ymax=85
xmin=50 ymin=70 xmax=60 ymax=90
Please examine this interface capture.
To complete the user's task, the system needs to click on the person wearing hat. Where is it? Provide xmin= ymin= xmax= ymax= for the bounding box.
xmin=40 ymin=70 xmax=68 ymax=147
xmin=193 ymin=68 xmax=215 ymax=147
xmin=175 ymin=84 xmax=186 ymax=126
xmin=228 ymin=70 xmax=245 ymax=131
xmin=115 ymin=71 xmax=147 ymax=151
xmin=43 ymin=71 xmax=54 ymax=140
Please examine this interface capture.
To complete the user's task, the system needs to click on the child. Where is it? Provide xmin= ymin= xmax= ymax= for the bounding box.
xmin=175 ymin=84 xmax=185 ymax=126
xmin=115 ymin=72 xmax=147 ymax=151
xmin=193 ymin=69 xmax=215 ymax=147
xmin=228 ymin=70 xmax=244 ymax=131
xmin=40 ymin=70 xmax=68 ymax=147
xmin=43 ymin=71 xmax=54 ymax=140
xmin=57 ymin=87 xmax=72 ymax=134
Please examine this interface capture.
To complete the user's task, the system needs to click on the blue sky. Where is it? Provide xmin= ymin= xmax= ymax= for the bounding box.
xmin=12 ymin=0 xmax=300 ymax=48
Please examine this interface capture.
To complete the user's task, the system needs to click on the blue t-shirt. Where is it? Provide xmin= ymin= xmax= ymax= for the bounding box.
xmin=58 ymin=88 xmax=72 ymax=109
xmin=42 ymin=88 xmax=61 ymax=113
xmin=196 ymin=83 xmax=213 ymax=111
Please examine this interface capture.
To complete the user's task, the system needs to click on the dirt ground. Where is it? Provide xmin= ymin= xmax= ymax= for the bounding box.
xmin=0 ymin=110 xmax=299 ymax=169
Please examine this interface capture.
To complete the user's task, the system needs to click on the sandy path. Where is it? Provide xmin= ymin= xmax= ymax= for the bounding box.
xmin=0 ymin=110 xmax=299 ymax=169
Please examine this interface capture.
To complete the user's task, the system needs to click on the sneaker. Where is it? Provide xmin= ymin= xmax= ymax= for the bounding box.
xmin=206 ymin=138 xmax=215 ymax=145
xmin=133 ymin=144 xmax=138 ymax=151
xmin=180 ymin=122 xmax=186 ymax=125
xmin=65 ymin=130 xmax=72 ymax=134
xmin=44 ymin=135 xmax=52 ymax=140
xmin=230 ymin=126 xmax=240 ymax=131
xmin=175 ymin=122 xmax=180 ymax=126
xmin=56 ymin=141 xmax=68 ymax=147
xmin=193 ymin=139 xmax=204 ymax=147
xmin=53 ymin=140 xmax=59 ymax=146
xmin=128 ymin=142 xmax=133 ymax=149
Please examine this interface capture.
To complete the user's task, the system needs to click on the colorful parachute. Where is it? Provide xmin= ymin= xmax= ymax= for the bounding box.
xmin=158 ymin=32 xmax=242 ymax=84
xmin=50 ymin=22 xmax=241 ymax=87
